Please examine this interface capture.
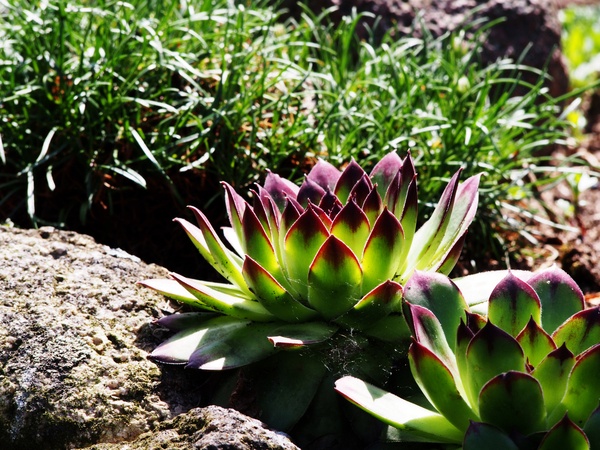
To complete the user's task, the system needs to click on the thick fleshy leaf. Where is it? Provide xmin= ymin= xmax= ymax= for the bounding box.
xmin=465 ymin=322 xmax=526 ymax=411
xmin=186 ymin=206 xmax=248 ymax=290
xmin=403 ymin=271 xmax=469 ymax=351
xmin=528 ymin=267 xmax=585 ymax=334
xmin=335 ymin=160 xmax=367 ymax=205
xmin=361 ymin=208 xmax=404 ymax=293
xmin=478 ymin=371 xmax=546 ymax=436
xmin=297 ymin=177 xmax=326 ymax=208
xmin=330 ymin=199 xmax=371 ymax=259
xmin=463 ymin=422 xmax=520 ymax=450
xmin=403 ymin=302 xmax=457 ymax=374
xmin=283 ymin=205 xmax=330 ymax=301
xmin=516 ymin=317 xmax=557 ymax=367
xmin=267 ymin=321 xmax=338 ymax=348
xmin=170 ymin=272 xmax=274 ymax=322
xmin=154 ymin=312 xmax=216 ymax=332
xmin=370 ymin=151 xmax=404 ymax=199
xmin=539 ymin=415 xmax=590 ymax=450
xmin=307 ymin=235 xmax=363 ymax=319
xmin=263 ymin=170 xmax=299 ymax=211
xmin=583 ymin=404 xmax=600 ymax=450
xmin=456 ymin=317 xmax=477 ymax=407
xmin=334 ymin=376 xmax=463 ymax=444
xmin=552 ymin=307 xmax=600 ymax=356
xmin=348 ymin=174 xmax=373 ymax=206
xmin=242 ymin=256 xmax=318 ymax=322
xmin=222 ymin=182 xmax=248 ymax=245
xmin=318 ymin=190 xmax=343 ymax=220
xmin=361 ymin=314 xmax=412 ymax=342
xmin=187 ymin=322 xmax=284 ymax=370
xmin=488 ymin=272 xmax=541 ymax=337
xmin=552 ymin=344 xmax=600 ymax=427
xmin=362 ymin=187 xmax=384 ymax=227
xmin=241 ymin=206 xmax=278 ymax=274
xmin=149 ymin=316 xmax=251 ymax=365
xmin=435 ymin=232 xmax=467 ymax=276
xmin=409 ymin=340 xmax=476 ymax=432
xmin=306 ymin=158 xmax=341 ymax=191
xmin=335 ymin=280 xmax=403 ymax=330
xmin=531 ymin=344 xmax=575 ymax=416
xmin=139 ymin=278 xmax=217 ymax=308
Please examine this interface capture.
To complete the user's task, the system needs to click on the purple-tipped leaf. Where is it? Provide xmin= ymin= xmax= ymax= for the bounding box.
xmin=463 ymin=422 xmax=519 ymax=450
xmin=539 ymin=414 xmax=590 ymax=450
xmin=361 ymin=187 xmax=384 ymax=227
xmin=267 ymin=321 xmax=338 ymax=348
xmin=516 ymin=317 xmax=557 ymax=367
xmin=370 ymin=151 xmax=404 ymax=198
xmin=409 ymin=340 xmax=476 ymax=431
xmin=306 ymin=158 xmax=341 ymax=191
xmin=334 ymin=160 xmax=367 ymax=205
xmin=297 ymin=177 xmax=327 ymax=208
xmin=488 ymin=272 xmax=542 ymax=337
xmin=347 ymin=174 xmax=373 ymax=206
xmin=528 ymin=267 xmax=585 ymax=334
xmin=241 ymin=206 xmax=278 ymax=274
xmin=330 ymin=199 xmax=371 ymax=259
xmin=242 ymin=256 xmax=318 ymax=323
xmin=222 ymin=182 xmax=248 ymax=245
xmin=139 ymin=278 xmax=214 ymax=309
xmin=361 ymin=208 xmax=404 ymax=293
xmin=531 ymin=344 xmax=575 ymax=415
xmin=552 ymin=307 xmax=600 ymax=356
xmin=307 ymin=235 xmax=363 ymax=319
xmin=404 ymin=271 xmax=469 ymax=351
xmin=263 ymin=170 xmax=299 ymax=211
xmin=465 ymin=322 xmax=526 ymax=411
xmin=478 ymin=371 xmax=546 ymax=436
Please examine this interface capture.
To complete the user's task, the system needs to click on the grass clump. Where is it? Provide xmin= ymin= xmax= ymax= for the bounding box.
xmin=0 ymin=0 xmax=581 ymax=265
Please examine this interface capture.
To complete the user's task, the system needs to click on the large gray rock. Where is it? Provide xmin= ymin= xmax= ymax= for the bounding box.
xmin=0 ymin=226 xmax=297 ymax=450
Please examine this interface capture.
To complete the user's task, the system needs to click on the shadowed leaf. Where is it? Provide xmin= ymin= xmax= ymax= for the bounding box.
xmin=552 ymin=307 xmax=600 ymax=357
xmin=463 ymin=422 xmax=519 ymax=450
xmin=539 ymin=415 xmax=590 ymax=450
xmin=516 ymin=317 xmax=556 ymax=367
xmin=532 ymin=344 xmax=575 ymax=416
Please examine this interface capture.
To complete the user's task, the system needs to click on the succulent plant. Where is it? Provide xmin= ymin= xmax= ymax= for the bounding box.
xmin=336 ymin=267 xmax=600 ymax=449
xmin=139 ymin=151 xmax=479 ymax=436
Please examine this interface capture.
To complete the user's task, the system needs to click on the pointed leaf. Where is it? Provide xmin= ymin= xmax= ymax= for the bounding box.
xmin=435 ymin=232 xmax=467 ymax=276
xmin=335 ymin=280 xmax=403 ymax=330
xmin=488 ymin=272 xmax=542 ymax=337
xmin=222 ymin=182 xmax=247 ymax=246
xmin=267 ymin=321 xmax=338 ymax=348
xmin=307 ymin=235 xmax=363 ymax=319
xmin=318 ymin=190 xmax=343 ymax=220
xmin=348 ymin=174 xmax=373 ymax=206
xmin=187 ymin=322 xmax=284 ymax=370
xmin=330 ymin=199 xmax=371 ymax=258
xmin=539 ymin=415 xmax=590 ymax=450
xmin=139 ymin=278 xmax=217 ymax=308
xmin=361 ymin=208 xmax=405 ymax=293
xmin=154 ymin=312 xmax=216 ymax=332
xmin=465 ymin=322 xmax=526 ymax=411
xmin=479 ymin=371 xmax=546 ymax=436
xmin=297 ymin=177 xmax=326 ymax=207
xmin=241 ymin=206 xmax=278 ymax=274
xmin=553 ymin=344 xmax=600 ymax=427
xmin=334 ymin=376 xmax=463 ymax=444
xmin=409 ymin=340 xmax=476 ymax=432
xmin=463 ymin=422 xmax=520 ymax=450
xmin=528 ymin=267 xmax=585 ymax=334
xmin=531 ymin=344 xmax=575 ymax=415
xmin=263 ymin=170 xmax=299 ymax=211
xmin=583 ymin=404 xmax=600 ymax=450
xmin=149 ymin=316 xmax=250 ymax=365
xmin=370 ymin=151 xmax=403 ymax=198
xmin=306 ymin=158 xmax=341 ymax=191
xmin=170 ymin=272 xmax=274 ymax=321
xmin=362 ymin=187 xmax=384 ymax=227
xmin=334 ymin=159 xmax=366 ymax=204
xmin=404 ymin=271 xmax=469 ymax=351
xmin=552 ymin=307 xmax=600 ymax=356
xmin=242 ymin=257 xmax=318 ymax=322
xmin=283 ymin=205 xmax=330 ymax=301
xmin=516 ymin=317 xmax=557 ymax=367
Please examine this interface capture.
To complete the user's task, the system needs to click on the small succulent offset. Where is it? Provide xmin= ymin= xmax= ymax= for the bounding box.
xmin=140 ymin=151 xmax=479 ymax=370
xmin=336 ymin=267 xmax=600 ymax=449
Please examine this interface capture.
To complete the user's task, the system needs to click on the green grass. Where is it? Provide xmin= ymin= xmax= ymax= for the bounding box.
xmin=0 ymin=0 xmax=589 ymax=261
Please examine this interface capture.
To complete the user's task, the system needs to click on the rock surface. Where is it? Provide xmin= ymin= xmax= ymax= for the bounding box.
xmin=0 ymin=226 xmax=298 ymax=450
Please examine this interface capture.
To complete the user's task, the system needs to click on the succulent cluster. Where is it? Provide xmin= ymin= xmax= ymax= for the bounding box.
xmin=140 ymin=151 xmax=480 ymax=370
xmin=336 ymin=268 xmax=600 ymax=449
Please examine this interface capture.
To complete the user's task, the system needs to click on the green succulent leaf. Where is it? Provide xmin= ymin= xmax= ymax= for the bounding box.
xmin=154 ymin=312 xmax=216 ymax=332
xmin=139 ymin=278 xmax=214 ymax=307
xmin=463 ymin=421 xmax=520 ymax=450
xmin=583 ymin=403 xmax=600 ymax=450
xmin=307 ymin=235 xmax=363 ymax=319
xmin=362 ymin=185 xmax=384 ymax=226
xmin=361 ymin=207 xmax=404 ymax=293
xmin=478 ymin=371 xmax=546 ymax=436
xmin=283 ymin=205 xmax=329 ymax=300
xmin=169 ymin=272 xmax=274 ymax=322
xmin=361 ymin=314 xmax=411 ymax=342
xmin=149 ymin=316 xmax=251 ymax=365
xmin=334 ymin=159 xmax=367 ymax=205
xmin=516 ymin=317 xmax=557 ymax=367
xmin=242 ymin=206 xmax=279 ymax=274
xmin=552 ymin=307 xmax=600 ymax=357
xmin=242 ymin=256 xmax=318 ymax=322
xmin=330 ymin=199 xmax=371 ymax=259
xmin=552 ymin=344 xmax=600 ymax=428
xmin=531 ymin=344 xmax=575 ymax=416
xmin=539 ymin=414 xmax=590 ymax=450
xmin=528 ymin=267 xmax=585 ymax=334
xmin=335 ymin=280 xmax=403 ymax=331
xmin=404 ymin=271 xmax=469 ymax=351
xmin=465 ymin=322 xmax=526 ymax=411
xmin=267 ymin=321 xmax=338 ymax=348
xmin=222 ymin=182 xmax=247 ymax=247
xmin=370 ymin=151 xmax=404 ymax=200
xmin=487 ymin=272 xmax=541 ymax=337
xmin=334 ymin=376 xmax=463 ymax=444
xmin=409 ymin=340 xmax=476 ymax=431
